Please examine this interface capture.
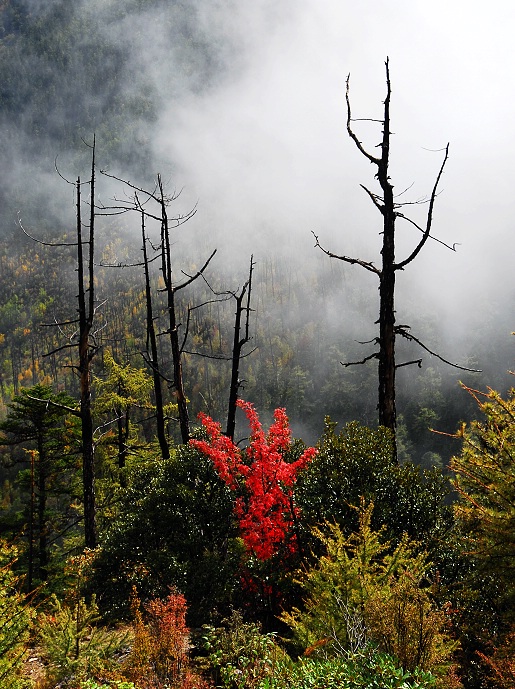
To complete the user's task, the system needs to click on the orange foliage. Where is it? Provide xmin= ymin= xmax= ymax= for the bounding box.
xmin=477 ymin=631 xmax=515 ymax=688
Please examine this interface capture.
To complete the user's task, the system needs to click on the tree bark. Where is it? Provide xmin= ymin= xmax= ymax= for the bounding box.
xmin=158 ymin=176 xmax=190 ymax=444
xmin=141 ymin=212 xmax=170 ymax=459
xmin=226 ymin=256 xmax=253 ymax=441
xmin=376 ymin=66 xmax=397 ymax=437
xmin=77 ymin=142 xmax=97 ymax=549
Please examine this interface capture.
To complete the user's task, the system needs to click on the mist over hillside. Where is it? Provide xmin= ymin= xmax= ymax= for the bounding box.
xmin=0 ymin=0 xmax=513 ymax=462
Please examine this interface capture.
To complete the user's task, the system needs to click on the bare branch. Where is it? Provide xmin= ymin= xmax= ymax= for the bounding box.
xmin=41 ymin=317 xmax=79 ymax=328
xmin=140 ymin=352 xmax=174 ymax=385
xmin=395 ymin=144 xmax=450 ymax=269
xmin=180 ymin=304 xmax=191 ymax=355
xmin=182 ymin=350 xmax=232 ymax=361
xmin=42 ymin=342 xmax=77 ymax=358
xmin=341 ymin=351 xmax=379 ymax=367
xmin=396 ymin=326 xmax=482 ymax=372
xmin=175 ymin=248 xmax=217 ymax=291
xmin=187 ymin=295 xmax=233 ymax=311
xmin=394 ymin=181 xmax=415 ymax=199
xmin=396 ymin=211 xmax=460 ymax=252
xmin=24 ymin=394 xmax=80 ymax=417
xmin=313 ymin=232 xmax=380 ymax=275
xmin=100 ymin=169 xmax=198 ymax=226
xmin=346 ymin=74 xmax=381 ymax=166
xmin=96 ymin=258 xmax=147 ymax=268
xmin=360 ymin=184 xmax=384 ymax=214
xmin=100 ymin=169 xmax=162 ymax=203
xmin=18 ymin=214 xmax=78 ymax=247
xmin=93 ymin=415 xmax=122 ymax=442
xmin=396 ymin=359 xmax=423 ymax=369
xmin=349 ymin=118 xmax=383 ymax=123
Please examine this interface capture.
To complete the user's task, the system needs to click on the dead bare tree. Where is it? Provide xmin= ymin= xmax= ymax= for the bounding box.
xmin=76 ymin=141 xmax=98 ymax=548
xmin=157 ymin=176 xmax=193 ymax=443
xmin=140 ymin=210 xmax=170 ymax=459
xmin=100 ymin=170 xmax=216 ymax=444
xmin=21 ymin=138 xmax=101 ymax=547
xmin=226 ymin=255 xmax=254 ymax=440
xmin=314 ymin=59 xmax=480 ymax=461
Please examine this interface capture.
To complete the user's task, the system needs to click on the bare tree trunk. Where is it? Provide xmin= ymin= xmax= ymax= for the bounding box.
xmin=77 ymin=142 xmax=97 ymax=549
xmin=313 ymin=59 xmax=456 ymax=462
xmin=99 ymin=170 xmax=215 ymax=445
xmin=375 ymin=73 xmax=396 ymax=435
xmin=378 ymin=267 xmax=396 ymax=432
xmin=141 ymin=212 xmax=170 ymax=459
xmin=158 ymin=176 xmax=190 ymax=444
xmin=226 ymin=256 xmax=254 ymax=441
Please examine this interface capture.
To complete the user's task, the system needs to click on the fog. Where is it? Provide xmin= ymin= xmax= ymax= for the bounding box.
xmin=142 ymin=0 xmax=515 ymax=333
xmin=2 ymin=0 xmax=514 ymax=434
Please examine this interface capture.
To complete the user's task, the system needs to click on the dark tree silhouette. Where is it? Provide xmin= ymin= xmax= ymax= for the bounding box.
xmin=21 ymin=138 xmax=102 ymax=547
xmin=99 ymin=170 xmax=216 ymax=445
xmin=314 ymin=59 xmax=479 ymax=460
xmin=140 ymin=211 xmax=170 ymax=459
xmin=76 ymin=140 xmax=99 ymax=548
xmin=226 ymin=255 xmax=254 ymax=441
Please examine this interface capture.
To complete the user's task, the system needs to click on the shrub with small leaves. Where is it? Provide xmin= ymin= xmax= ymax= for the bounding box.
xmin=38 ymin=593 xmax=130 ymax=687
xmin=0 ymin=541 xmax=34 ymax=689
xmin=201 ymin=609 xmax=285 ymax=689
xmin=124 ymin=587 xmax=206 ymax=689
xmin=281 ymin=500 xmax=458 ymax=678
xmin=264 ymin=647 xmax=437 ymax=689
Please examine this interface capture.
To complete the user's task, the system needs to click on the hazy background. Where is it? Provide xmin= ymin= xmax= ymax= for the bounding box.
xmin=150 ymin=0 xmax=514 ymax=382
xmin=148 ymin=0 xmax=514 ymax=323
xmin=1 ymin=0 xmax=513 ymax=445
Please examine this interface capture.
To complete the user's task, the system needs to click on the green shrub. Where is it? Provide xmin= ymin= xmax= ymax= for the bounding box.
xmin=38 ymin=549 xmax=131 ymax=687
xmin=296 ymin=419 xmax=453 ymax=547
xmin=0 ymin=541 xmax=35 ymax=689
xmin=266 ymin=648 xmax=437 ymax=689
xmin=281 ymin=500 xmax=458 ymax=676
xmin=92 ymin=445 xmax=239 ymax=626
xmin=38 ymin=593 xmax=130 ymax=687
xmin=201 ymin=609 xmax=285 ymax=689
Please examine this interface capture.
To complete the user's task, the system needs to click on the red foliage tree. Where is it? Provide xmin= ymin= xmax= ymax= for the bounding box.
xmin=190 ymin=400 xmax=316 ymax=561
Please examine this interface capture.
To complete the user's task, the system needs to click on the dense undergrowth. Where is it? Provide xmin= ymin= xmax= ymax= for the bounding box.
xmin=3 ymin=384 xmax=515 ymax=688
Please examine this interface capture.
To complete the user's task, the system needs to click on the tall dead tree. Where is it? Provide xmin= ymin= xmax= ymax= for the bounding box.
xmin=100 ymin=170 xmax=215 ymax=445
xmin=76 ymin=140 xmax=98 ymax=548
xmin=314 ymin=59 xmax=479 ymax=461
xmin=157 ymin=176 xmax=192 ymax=444
xmin=141 ymin=211 xmax=169 ymax=459
xmin=22 ymin=139 xmax=100 ymax=547
xmin=226 ymin=255 xmax=254 ymax=441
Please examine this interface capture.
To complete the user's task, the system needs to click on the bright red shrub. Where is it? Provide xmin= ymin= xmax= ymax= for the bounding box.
xmin=190 ymin=400 xmax=316 ymax=561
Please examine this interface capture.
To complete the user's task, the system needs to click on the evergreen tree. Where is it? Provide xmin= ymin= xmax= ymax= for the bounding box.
xmin=0 ymin=540 xmax=34 ymax=689
xmin=0 ymin=384 xmax=79 ymax=586
xmin=450 ymin=381 xmax=515 ymax=592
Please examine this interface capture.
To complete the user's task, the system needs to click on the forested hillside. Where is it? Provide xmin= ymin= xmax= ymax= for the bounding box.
xmin=1 ymin=2 xmax=514 ymax=688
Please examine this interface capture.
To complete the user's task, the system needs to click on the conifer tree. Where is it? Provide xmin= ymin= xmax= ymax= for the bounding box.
xmin=450 ymin=381 xmax=515 ymax=586
xmin=0 ymin=385 xmax=79 ymax=586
